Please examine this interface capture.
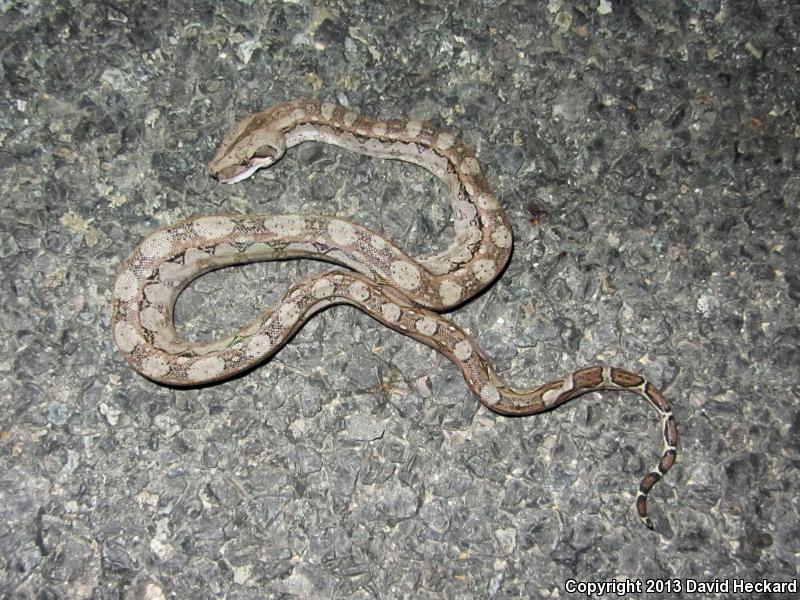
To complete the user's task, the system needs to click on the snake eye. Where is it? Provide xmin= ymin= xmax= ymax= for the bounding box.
xmin=252 ymin=144 xmax=276 ymax=159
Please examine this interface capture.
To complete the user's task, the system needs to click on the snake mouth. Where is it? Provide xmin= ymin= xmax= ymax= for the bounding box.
xmin=215 ymin=157 xmax=274 ymax=184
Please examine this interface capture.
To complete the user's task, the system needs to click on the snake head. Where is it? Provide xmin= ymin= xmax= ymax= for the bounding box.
xmin=208 ymin=113 xmax=286 ymax=184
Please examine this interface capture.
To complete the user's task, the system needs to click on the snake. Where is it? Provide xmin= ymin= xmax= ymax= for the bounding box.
xmin=110 ymin=99 xmax=677 ymax=529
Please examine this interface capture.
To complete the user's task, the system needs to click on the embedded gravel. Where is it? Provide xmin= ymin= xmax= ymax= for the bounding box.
xmin=1 ymin=1 xmax=799 ymax=598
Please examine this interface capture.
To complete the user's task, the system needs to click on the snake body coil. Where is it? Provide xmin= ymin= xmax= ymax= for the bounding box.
xmin=111 ymin=100 xmax=677 ymax=528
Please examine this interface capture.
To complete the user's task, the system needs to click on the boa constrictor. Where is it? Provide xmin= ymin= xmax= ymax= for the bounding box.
xmin=110 ymin=99 xmax=677 ymax=529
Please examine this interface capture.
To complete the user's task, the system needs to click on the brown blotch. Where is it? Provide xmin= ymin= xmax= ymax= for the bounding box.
xmin=610 ymin=368 xmax=644 ymax=388
xmin=451 ymin=141 xmax=470 ymax=157
xmin=301 ymin=99 xmax=319 ymax=115
xmin=639 ymin=472 xmax=661 ymax=493
xmin=352 ymin=116 xmax=371 ymax=132
xmin=417 ymin=126 xmax=437 ymax=145
xmin=636 ymin=496 xmax=648 ymax=518
xmin=664 ymin=415 xmax=678 ymax=447
xmin=385 ymin=119 xmax=406 ymax=137
xmin=329 ymin=104 xmax=344 ymax=125
xmin=659 ymin=449 xmax=677 ymax=473
xmin=572 ymin=366 xmax=604 ymax=389
xmin=646 ymin=382 xmax=671 ymax=411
